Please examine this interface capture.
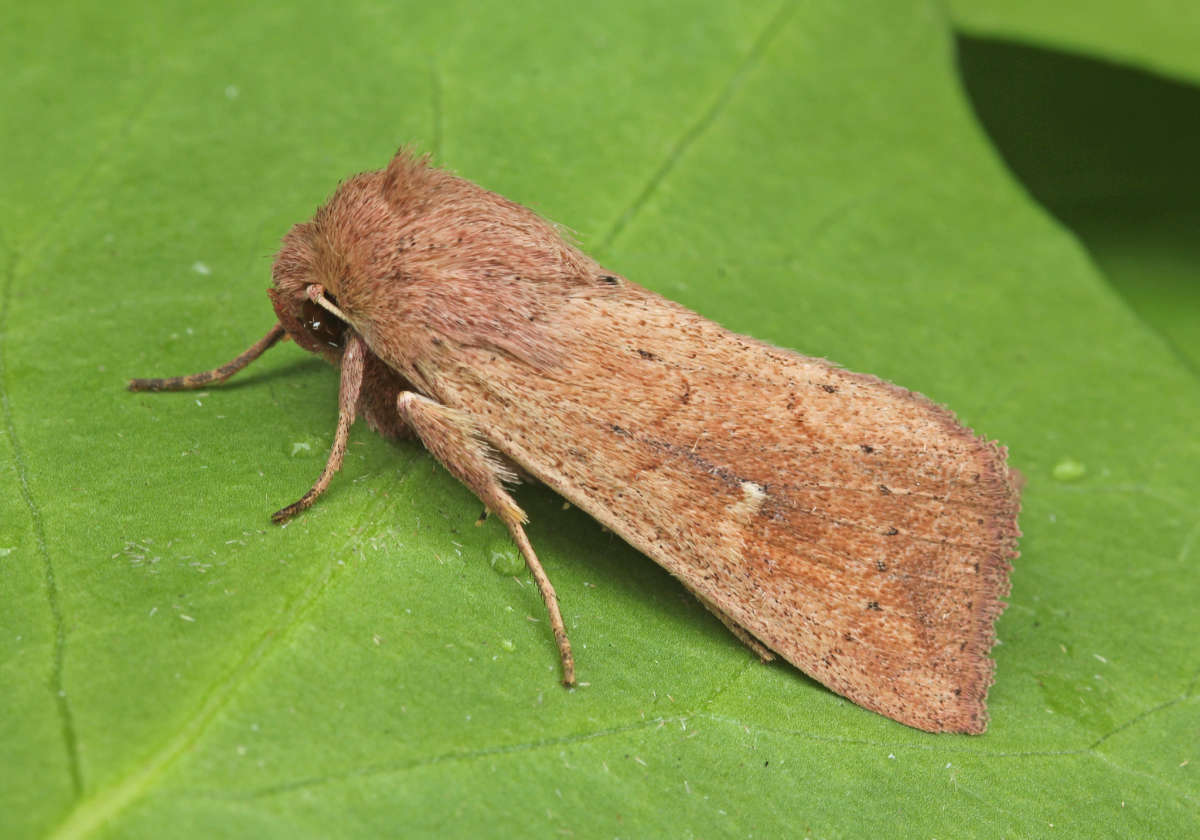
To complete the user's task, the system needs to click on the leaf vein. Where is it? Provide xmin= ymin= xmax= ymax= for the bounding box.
xmin=0 ymin=247 xmax=83 ymax=799
xmin=598 ymin=0 xmax=796 ymax=251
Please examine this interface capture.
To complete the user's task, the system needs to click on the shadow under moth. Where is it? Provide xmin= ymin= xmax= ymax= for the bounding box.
xmin=130 ymin=148 xmax=1021 ymax=733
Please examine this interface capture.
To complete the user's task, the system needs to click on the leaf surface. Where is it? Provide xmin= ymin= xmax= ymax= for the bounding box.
xmin=2 ymin=1 xmax=1196 ymax=837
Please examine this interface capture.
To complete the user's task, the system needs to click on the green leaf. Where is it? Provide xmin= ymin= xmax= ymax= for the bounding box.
xmin=958 ymin=33 xmax=1200 ymax=373
xmin=948 ymin=0 xmax=1200 ymax=83
xmin=3 ymin=1 xmax=1197 ymax=837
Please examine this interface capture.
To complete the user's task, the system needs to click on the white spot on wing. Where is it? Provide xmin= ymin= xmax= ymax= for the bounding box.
xmin=731 ymin=481 xmax=767 ymax=520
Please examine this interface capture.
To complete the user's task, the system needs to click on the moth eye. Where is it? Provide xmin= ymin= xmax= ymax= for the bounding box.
xmin=300 ymin=294 xmax=347 ymax=348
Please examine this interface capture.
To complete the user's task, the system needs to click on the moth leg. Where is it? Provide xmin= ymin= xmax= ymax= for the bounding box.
xmin=680 ymin=582 xmax=776 ymax=663
xmin=396 ymin=391 xmax=576 ymax=687
xmin=128 ymin=323 xmax=287 ymax=391
xmin=272 ymin=332 xmax=366 ymax=523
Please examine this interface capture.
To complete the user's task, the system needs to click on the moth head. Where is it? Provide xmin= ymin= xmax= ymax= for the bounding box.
xmin=269 ymin=221 xmax=353 ymax=359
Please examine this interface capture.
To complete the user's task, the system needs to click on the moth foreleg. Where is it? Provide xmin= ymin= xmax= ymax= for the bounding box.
xmin=396 ymin=391 xmax=576 ymax=687
xmin=272 ymin=332 xmax=366 ymax=523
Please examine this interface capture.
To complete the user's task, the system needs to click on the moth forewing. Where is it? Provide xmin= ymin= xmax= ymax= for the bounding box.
xmin=130 ymin=149 xmax=1020 ymax=734
xmin=420 ymin=281 xmax=1018 ymax=733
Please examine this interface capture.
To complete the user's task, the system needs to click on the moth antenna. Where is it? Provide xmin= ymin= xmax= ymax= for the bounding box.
xmin=272 ymin=332 xmax=365 ymax=523
xmin=307 ymin=284 xmax=352 ymax=324
xmin=127 ymin=323 xmax=287 ymax=391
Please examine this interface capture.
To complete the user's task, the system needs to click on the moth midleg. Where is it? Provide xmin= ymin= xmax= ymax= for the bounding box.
xmin=679 ymin=581 xmax=776 ymax=663
xmin=127 ymin=322 xmax=287 ymax=391
xmin=272 ymin=333 xmax=366 ymax=523
xmin=396 ymin=391 xmax=576 ymax=687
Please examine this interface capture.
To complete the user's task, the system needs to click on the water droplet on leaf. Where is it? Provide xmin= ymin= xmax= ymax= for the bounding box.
xmin=1052 ymin=458 xmax=1086 ymax=482
xmin=488 ymin=540 xmax=523 ymax=575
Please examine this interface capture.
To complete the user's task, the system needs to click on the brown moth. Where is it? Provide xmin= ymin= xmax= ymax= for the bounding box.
xmin=130 ymin=148 xmax=1021 ymax=733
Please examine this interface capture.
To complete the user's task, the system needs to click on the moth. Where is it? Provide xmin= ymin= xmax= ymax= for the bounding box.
xmin=130 ymin=149 xmax=1021 ymax=733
